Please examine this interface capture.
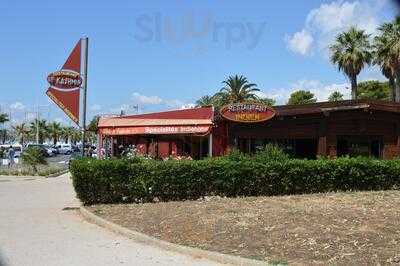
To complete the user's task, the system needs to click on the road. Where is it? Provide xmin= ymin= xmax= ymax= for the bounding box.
xmin=0 ymin=174 xmax=222 ymax=266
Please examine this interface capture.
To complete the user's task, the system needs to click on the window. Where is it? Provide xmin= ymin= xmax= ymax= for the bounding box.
xmin=337 ymin=136 xmax=382 ymax=158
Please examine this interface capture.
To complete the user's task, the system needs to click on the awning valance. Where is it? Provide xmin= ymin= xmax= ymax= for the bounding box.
xmin=99 ymin=125 xmax=211 ymax=136
xmin=98 ymin=106 xmax=214 ymax=136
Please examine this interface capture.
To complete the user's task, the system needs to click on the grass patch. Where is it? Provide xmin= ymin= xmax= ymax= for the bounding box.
xmin=0 ymin=164 xmax=66 ymax=177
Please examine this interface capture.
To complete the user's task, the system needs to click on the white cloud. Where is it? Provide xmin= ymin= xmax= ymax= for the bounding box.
xmin=358 ymin=65 xmax=387 ymax=81
xmin=109 ymin=92 xmax=195 ymax=114
xmin=132 ymin=92 xmax=163 ymax=105
xmin=109 ymin=104 xmax=129 ymax=114
xmin=286 ymin=29 xmax=314 ymax=56
xmin=165 ymin=99 xmax=185 ymax=108
xmin=306 ymin=0 xmax=379 ymax=35
xmin=90 ymin=104 xmax=102 ymax=112
xmin=258 ymin=88 xmax=293 ymax=105
xmin=290 ymin=79 xmax=350 ymax=101
xmin=287 ymin=0 xmax=385 ymax=56
xmin=9 ymin=102 xmax=25 ymax=110
xmin=260 ymin=79 xmax=351 ymax=104
xmin=181 ymin=103 xmax=196 ymax=109
xmin=54 ymin=117 xmax=66 ymax=124
xmin=254 ymin=91 xmax=269 ymax=99
xmin=25 ymin=113 xmax=36 ymax=121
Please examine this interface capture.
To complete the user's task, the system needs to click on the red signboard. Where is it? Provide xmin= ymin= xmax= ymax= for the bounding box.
xmin=220 ymin=103 xmax=276 ymax=123
xmin=46 ymin=40 xmax=82 ymax=125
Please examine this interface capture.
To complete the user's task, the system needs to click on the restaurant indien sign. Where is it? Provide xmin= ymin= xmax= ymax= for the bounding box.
xmin=220 ymin=103 xmax=276 ymax=123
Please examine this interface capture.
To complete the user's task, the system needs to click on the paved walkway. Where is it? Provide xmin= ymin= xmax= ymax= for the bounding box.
xmin=0 ymin=174 xmax=222 ymax=266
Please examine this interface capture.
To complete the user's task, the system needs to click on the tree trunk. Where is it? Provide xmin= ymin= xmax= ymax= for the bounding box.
xmin=389 ymin=76 xmax=396 ymax=102
xmin=351 ymin=75 xmax=357 ymax=100
xmin=2 ymin=130 xmax=6 ymax=144
xmin=396 ymin=69 xmax=400 ymax=103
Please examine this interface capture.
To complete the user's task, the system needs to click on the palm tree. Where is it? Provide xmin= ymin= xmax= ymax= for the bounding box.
xmin=0 ymin=113 xmax=9 ymax=124
xmin=29 ymin=119 xmax=48 ymax=144
xmin=0 ymin=113 xmax=9 ymax=144
xmin=374 ymin=17 xmax=400 ymax=102
xmin=217 ymin=75 xmax=260 ymax=103
xmin=47 ymin=122 xmax=62 ymax=145
xmin=195 ymin=95 xmax=215 ymax=107
xmin=328 ymin=91 xmax=344 ymax=102
xmin=330 ymin=27 xmax=372 ymax=100
xmin=60 ymin=126 xmax=72 ymax=143
xmin=256 ymin=97 xmax=276 ymax=106
xmin=88 ymin=116 xmax=100 ymax=133
xmin=12 ymin=123 xmax=30 ymax=146
xmin=70 ymin=127 xmax=82 ymax=144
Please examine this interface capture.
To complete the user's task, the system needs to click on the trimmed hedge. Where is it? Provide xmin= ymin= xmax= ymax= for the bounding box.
xmin=70 ymin=155 xmax=400 ymax=205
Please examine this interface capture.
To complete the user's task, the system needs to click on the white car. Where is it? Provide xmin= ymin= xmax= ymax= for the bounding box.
xmin=25 ymin=144 xmax=53 ymax=157
xmin=58 ymin=144 xmax=73 ymax=155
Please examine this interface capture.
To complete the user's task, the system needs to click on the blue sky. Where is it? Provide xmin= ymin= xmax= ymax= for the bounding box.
xmin=0 ymin=0 xmax=397 ymax=126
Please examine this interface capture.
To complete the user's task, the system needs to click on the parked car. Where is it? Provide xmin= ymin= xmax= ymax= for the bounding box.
xmin=58 ymin=144 xmax=73 ymax=155
xmin=45 ymin=145 xmax=58 ymax=156
xmin=50 ymin=145 xmax=60 ymax=155
xmin=72 ymin=144 xmax=80 ymax=153
xmin=25 ymin=144 xmax=53 ymax=157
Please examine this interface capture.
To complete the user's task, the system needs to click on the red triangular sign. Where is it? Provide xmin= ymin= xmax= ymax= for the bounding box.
xmin=46 ymin=40 xmax=82 ymax=125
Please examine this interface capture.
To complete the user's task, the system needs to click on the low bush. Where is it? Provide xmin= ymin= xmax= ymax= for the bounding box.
xmin=21 ymin=147 xmax=47 ymax=173
xmin=70 ymin=150 xmax=400 ymax=205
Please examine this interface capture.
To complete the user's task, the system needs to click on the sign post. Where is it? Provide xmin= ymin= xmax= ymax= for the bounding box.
xmin=81 ymin=37 xmax=89 ymax=156
xmin=46 ymin=38 xmax=89 ymax=156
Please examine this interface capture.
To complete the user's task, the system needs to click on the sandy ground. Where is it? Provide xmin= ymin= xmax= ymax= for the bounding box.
xmin=90 ymin=191 xmax=400 ymax=265
xmin=0 ymin=174 xmax=222 ymax=266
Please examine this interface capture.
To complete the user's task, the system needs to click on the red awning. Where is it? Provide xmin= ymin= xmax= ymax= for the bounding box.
xmin=98 ymin=107 xmax=213 ymax=136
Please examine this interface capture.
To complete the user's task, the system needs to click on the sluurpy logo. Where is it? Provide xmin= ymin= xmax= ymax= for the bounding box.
xmin=133 ymin=11 xmax=267 ymax=56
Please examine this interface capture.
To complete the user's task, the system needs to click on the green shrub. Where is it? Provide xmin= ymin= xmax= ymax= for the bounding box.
xmin=254 ymin=144 xmax=290 ymax=162
xmin=21 ymin=147 xmax=47 ymax=173
xmin=70 ymin=155 xmax=400 ymax=205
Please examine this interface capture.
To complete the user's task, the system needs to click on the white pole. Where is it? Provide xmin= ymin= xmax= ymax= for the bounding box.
xmin=36 ymin=105 xmax=39 ymax=144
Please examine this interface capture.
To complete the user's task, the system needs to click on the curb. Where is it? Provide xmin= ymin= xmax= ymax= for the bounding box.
xmin=45 ymin=169 xmax=69 ymax=178
xmin=80 ymin=206 xmax=269 ymax=266
xmin=0 ymin=169 xmax=68 ymax=179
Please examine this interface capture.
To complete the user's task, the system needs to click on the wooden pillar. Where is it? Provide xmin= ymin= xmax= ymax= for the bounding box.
xmin=97 ymin=133 xmax=103 ymax=159
xmin=110 ymin=137 xmax=114 ymax=156
xmin=317 ymin=118 xmax=327 ymax=157
xmin=396 ymin=122 xmax=400 ymax=158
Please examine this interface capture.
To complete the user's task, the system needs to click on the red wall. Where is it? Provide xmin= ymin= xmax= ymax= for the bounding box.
xmin=212 ymin=121 xmax=228 ymax=156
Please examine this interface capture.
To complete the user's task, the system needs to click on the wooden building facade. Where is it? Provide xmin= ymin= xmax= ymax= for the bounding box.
xmin=98 ymin=100 xmax=400 ymax=160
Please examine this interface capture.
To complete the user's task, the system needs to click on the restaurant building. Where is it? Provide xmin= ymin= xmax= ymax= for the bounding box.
xmin=97 ymin=100 xmax=400 ymax=159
